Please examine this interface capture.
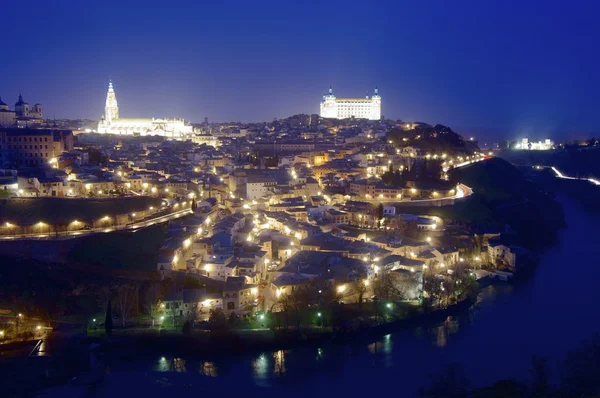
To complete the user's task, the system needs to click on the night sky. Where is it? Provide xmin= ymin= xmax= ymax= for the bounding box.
xmin=2 ymin=0 xmax=599 ymax=141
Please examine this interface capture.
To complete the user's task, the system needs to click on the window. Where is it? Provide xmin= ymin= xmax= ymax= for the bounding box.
xmin=227 ymin=302 xmax=235 ymax=310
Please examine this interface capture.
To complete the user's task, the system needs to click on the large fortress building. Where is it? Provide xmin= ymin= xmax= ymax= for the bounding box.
xmin=97 ymin=81 xmax=193 ymax=138
xmin=319 ymin=86 xmax=381 ymax=120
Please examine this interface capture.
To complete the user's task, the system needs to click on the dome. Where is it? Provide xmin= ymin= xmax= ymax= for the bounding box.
xmin=15 ymin=94 xmax=28 ymax=107
xmin=0 ymin=96 xmax=6 ymax=106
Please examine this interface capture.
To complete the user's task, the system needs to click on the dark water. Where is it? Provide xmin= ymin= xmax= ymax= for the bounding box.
xmin=49 ymin=192 xmax=600 ymax=396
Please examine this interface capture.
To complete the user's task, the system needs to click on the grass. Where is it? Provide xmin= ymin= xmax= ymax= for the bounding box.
xmin=66 ymin=224 xmax=168 ymax=271
xmin=0 ymin=196 xmax=163 ymax=225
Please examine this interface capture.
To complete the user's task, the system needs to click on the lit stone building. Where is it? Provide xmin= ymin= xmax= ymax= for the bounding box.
xmin=97 ymin=81 xmax=193 ymax=138
xmin=0 ymin=97 xmax=15 ymax=127
xmin=0 ymin=94 xmax=44 ymax=127
xmin=320 ymin=87 xmax=381 ymax=120
xmin=515 ymin=138 xmax=555 ymax=151
xmin=0 ymin=128 xmax=74 ymax=167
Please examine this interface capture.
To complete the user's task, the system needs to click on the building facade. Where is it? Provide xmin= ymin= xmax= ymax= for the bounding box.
xmin=0 ymin=94 xmax=44 ymax=127
xmin=97 ymin=81 xmax=193 ymax=138
xmin=320 ymin=87 xmax=381 ymax=120
xmin=0 ymin=128 xmax=74 ymax=167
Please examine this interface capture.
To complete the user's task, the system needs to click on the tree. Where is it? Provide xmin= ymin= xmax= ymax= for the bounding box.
xmin=228 ymin=311 xmax=237 ymax=328
xmin=116 ymin=284 xmax=138 ymax=328
xmin=104 ymin=299 xmax=113 ymax=336
xmin=422 ymin=270 xmax=444 ymax=309
xmin=418 ymin=363 xmax=470 ymax=398
xmin=375 ymin=204 xmax=384 ymax=227
xmin=373 ymin=271 xmax=408 ymax=302
xmin=350 ymin=279 xmax=368 ymax=308
xmin=182 ymin=320 xmax=192 ymax=335
xmin=208 ymin=308 xmax=228 ymax=331
xmin=530 ymin=355 xmax=552 ymax=398
xmin=276 ymin=288 xmax=310 ymax=330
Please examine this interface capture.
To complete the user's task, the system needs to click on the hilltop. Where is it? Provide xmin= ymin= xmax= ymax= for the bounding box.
xmin=387 ymin=124 xmax=480 ymax=155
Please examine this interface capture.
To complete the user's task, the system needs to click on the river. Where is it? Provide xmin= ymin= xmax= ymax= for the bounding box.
xmin=44 ymin=191 xmax=600 ymax=397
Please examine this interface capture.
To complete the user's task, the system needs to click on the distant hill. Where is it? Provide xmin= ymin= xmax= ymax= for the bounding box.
xmin=499 ymin=145 xmax=600 ymax=179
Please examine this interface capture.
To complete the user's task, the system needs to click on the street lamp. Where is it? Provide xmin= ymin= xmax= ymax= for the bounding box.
xmin=317 ymin=312 xmax=322 ymax=317
xmin=386 ymin=303 xmax=393 ymax=309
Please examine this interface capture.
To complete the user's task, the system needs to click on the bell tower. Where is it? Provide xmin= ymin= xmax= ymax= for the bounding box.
xmin=104 ymin=80 xmax=119 ymax=122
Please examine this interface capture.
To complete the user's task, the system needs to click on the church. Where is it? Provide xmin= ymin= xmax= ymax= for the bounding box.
xmin=97 ymin=81 xmax=193 ymax=138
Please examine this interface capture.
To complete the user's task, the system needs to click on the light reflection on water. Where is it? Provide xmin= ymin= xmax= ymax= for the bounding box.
xmin=155 ymin=357 xmax=218 ymax=377
xmin=199 ymin=361 xmax=218 ymax=377
xmin=434 ymin=316 xmax=461 ymax=348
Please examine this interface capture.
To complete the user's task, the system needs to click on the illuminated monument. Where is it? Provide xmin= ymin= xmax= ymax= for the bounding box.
xmin=97 ymin=80 xmax=193 ymax=138
xmin=320 ymin=86 xmax=381 ymax=120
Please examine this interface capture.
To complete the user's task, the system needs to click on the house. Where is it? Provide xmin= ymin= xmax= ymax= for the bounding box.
xmin=488 ymin=241 xmax=527 ymax=269
xmin=162 ymin=288 xmax=223 ymax=321
xmin=222 ymin=276 xmax=258 ymax=313
xmin=432 ymin=247 xmax=460 ymax=266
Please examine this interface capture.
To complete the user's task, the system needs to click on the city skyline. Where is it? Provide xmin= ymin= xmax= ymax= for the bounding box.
xmin=2 ymin=0 xmax=600 ymax=142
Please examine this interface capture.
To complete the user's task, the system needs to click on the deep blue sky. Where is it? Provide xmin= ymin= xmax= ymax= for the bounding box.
xmin=1 ymin=0 xmax=599 ymax=141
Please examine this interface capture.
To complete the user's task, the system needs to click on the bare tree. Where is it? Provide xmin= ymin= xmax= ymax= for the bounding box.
xmin=350 ymin=279 xmax=368 ymax=308
xmin=373 ymin=271 xmax=408 ymax=302
xmin=185 ymin=302 xmax=204 ymax=323
xmin=276 ymin=288 xmax=309 ymax=330
xmin=116 ymin=284 xmax=139 ymax=328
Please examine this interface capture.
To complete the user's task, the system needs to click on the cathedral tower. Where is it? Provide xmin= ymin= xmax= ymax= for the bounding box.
xmin=104 ymin=80 xmax=119 ymax=122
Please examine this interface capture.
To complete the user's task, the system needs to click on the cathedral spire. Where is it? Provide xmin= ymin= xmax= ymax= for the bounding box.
xmin=104 ymin=80 xmax=119 ymax=122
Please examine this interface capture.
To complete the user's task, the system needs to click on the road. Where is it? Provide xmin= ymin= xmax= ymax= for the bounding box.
xmin=550 ymin=166 xmax=600 ymax=186
xmin=0 ymin=208 xmax=193 ymax=241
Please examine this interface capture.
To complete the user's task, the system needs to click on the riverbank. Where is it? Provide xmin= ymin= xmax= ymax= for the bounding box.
xmin=25 ymin=176 xmax=597 ymax=397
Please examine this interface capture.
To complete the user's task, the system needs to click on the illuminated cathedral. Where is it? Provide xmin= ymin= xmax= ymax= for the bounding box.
xmin=97 ymin=81 xmax=193 ymax=138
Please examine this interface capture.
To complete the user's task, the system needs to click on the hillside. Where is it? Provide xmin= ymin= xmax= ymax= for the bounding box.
xmin=449 ymin=157 xmax=530 ymax=204
xmin=387 ymin=124 xmax=480 ymax=155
